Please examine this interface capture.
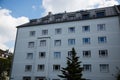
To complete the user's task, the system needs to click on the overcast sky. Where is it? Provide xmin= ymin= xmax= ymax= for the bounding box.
xmin=0 ymin=0 xmax=120 ymax=52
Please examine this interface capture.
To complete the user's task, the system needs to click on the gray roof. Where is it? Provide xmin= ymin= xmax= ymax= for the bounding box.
xmin=17 ymin=5 xmax=120 ymax=28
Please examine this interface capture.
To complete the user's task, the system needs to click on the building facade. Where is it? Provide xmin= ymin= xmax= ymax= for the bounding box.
xmin=11 ymin=5 xmax=120 ymax=80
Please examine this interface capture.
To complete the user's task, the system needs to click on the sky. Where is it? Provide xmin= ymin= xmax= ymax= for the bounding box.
xmin=0 ymin=0 xmax=120 ymax=52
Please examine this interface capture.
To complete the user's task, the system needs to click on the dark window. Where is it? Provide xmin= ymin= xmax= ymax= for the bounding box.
xmin=82 ymin=14 xmax=90 ymax=19
xmin=96 ymin=12 xmax=105 ymax=18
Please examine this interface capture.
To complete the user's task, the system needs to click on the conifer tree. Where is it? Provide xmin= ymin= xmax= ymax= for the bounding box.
xmin=58 ymin=48 xmax=86 ymax=80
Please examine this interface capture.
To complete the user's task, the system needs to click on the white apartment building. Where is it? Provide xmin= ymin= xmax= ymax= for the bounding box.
xmin=11 ymin=5 xmax=120 ymax=80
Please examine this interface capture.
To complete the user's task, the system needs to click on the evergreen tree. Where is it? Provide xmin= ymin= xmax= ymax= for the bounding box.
xmin=58 ymin=48 xmax=85 ymax=80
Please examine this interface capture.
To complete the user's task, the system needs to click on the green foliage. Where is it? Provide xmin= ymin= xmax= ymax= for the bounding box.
xmin=58 ymin=48 xmax=86 ymax=80
xmin=0 ymin=53 xmax=13 ymax=79
xmin=116 ymin=67 xmax=120 ymax=80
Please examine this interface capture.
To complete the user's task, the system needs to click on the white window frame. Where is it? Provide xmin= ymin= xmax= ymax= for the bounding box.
xmin=53 ymin=65 xmax=60 ymax=71
xmin=98 ymin=36 xmax=107 ymax=43
xmin=40 ymin=40 xmax=46 ymax=46
xmin=83 ymin=64 xmax=91 ymax=72
xmin=39 ymin=52 xmax=46 ymax=58
xmin=83 ymin=38 xmax=90 ymax=44
xmin=99 ymin=50 xmax=108 ymax=57
xmin=29 ymin=31 xmax=35 ymax=36
xmin=68 ymin=39 xmax=75 ymax=45
xmin=42 ymin=29 xmax=48 ymax=35
xmin=97 ymin=24 xmax=106 ymax=31
xmin=28 ymin=42 xmax=34 ymax=48
xmin=54 ymin=52 xmax=61 ymax=59
xmin=82 ymin=25 xmax=90 ymax=32
xmin=54 ymin=40 xmax=61 ymax=46
xmin=100 ymin=64 xmax=109 ymax=72
xmin=37 ymin=64 xmax=45 ymax=71
xmin=68 ymin=27 xmax=75 ymax=33
xmin=83 ymin=50 xmax=91 ymax=58
xmin=55 ymin=28 xmax=62 ymax=34
xmin=26 ymin=53 xmax=33 ymax=59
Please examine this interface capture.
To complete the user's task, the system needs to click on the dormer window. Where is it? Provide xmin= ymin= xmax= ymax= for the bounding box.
xmin=82 ymin=14 xmax=90 ymax=19
xmin=96 ymin=11 xmax=105 ymax=18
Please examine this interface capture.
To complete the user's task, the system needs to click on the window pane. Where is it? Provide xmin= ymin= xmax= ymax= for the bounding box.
xmin=82 ymin=14 xmax=90 ymax=19
xmin=97 ymin=24 xmax=105 ymax=31
xmin=99 ymin=50 xmax=108 ymax=57
xmin=83 ymin=38 xmax=90 ymax=44
xmin=54 ymin=40 xmax=61 ymax=46
xmin=55 ymin=28 xmax=62 ymax=34
xmin=25 ymin=65 xmax=32 ymax=72
xmin=53 ymin=65 xmax=60 ymax=71
xmin=83 ymin=50 xmax=91 ymax=57
xmin=54 ymin=52 xmax=61 ymax=59
xmin=40 ymin=40 xmax=46 ymax=46
xmin=27 ymin=53 xmax=33 ymax=59
xmin=29 ymin=31 xmax=35 ymax=36
xmin=38 ymin=64 xmax=44 ymax=71
xmin=68 ymin=39 xmax=75 ymax=45
xmin=96 ymin=12 xmax=105 ymax=18
xmin=82 ymin=26 xmax=90 ymax=32
xmin=100 ymin=64 xmax=109 ymax=72
xmin=39 ymin=52 xmax=45 ymax=58
xmin=83 ymin=64 xmax=91 ymax=72
xmin=28 ymin=42 xmax=34 ymax=48
xmin=98 ymin=36 xmax=107 ymax=43
xmin=68 ymin=27 xmax=75 ymax=33
xmin=42 ymin=30 xmax=48 ymax=35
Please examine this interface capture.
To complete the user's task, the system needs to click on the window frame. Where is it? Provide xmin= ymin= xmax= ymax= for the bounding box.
xmin=54 ymin=40 xmax=61 ymax=46
xmin=42 ymin=29 xmax=48 ymax=35
xmin=28 ymin=42 xmax=34 ymax=48
xmin=83 ymin=64 xmax=92 ymax=72
xmin=83 ymin=38 xmax=90 ymax=44
xmin=100 ymin=64 xmax=109 ymax=72
xmin=37 ymin=64 xmax=45 ymax=71
xmin=40 ymin=40 xmax=46 ymax=46
xmin=53 ymin=65 xmax=60 ymax=71
xmin=68 ymin=27 xmax=75 ymax=33
xmin=54 ymin=52 xmax=61 ymax=59
xmin=98 ymin=36 xmax=107 ymax=43
xmin=55 ymin=28 xmax=62 ymax=34
xmin=68 ymin=39 xmax=75 ymax=45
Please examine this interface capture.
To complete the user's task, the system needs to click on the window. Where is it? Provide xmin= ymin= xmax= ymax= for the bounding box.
xmin=83 ymin=64 xmax=91 ymax=72
xmin=97 ymin=24 xmax=106 ymax=31
xmin=99 ymin=50 xmax=108 ymax=57
xmin=83 ymin=50 xmax=91 ymax=58
xmin=23 ymin=77 xmax=31 ymax=80
xmin=25 ymin=65 xmax=32 ymax=72
xmin=52 ymin=79 xmax=60 ymax=80
xmin=68 ymin=27 xmax=75 ymax=33
xmin=68 ymin=51 xmax=72 ymax=57
xmin=100 ymin=64 xmax=109 ymax=72
xmin=39 ymin=52 xmax=45 ymax=58
xmin=54 ymin=52 xmax=61 ymax=59
xmin=68 ymin=39 xmax=75 ymax=45
xmin=29 ymin=31 xmax=35 ymax=36
xmin=26 ymin=53 xmax=33 ymax=59
xmin=40 ymin=40 xmax=46 ymax=46
xmin=83 ymin=38 xmax=90 ymax=44
xmin=42 ymin=30 xmax=48 ymax=35
xmin=96 ymin=11 xmax=105 ymax=18
xmin=54 ymin=40 xmax=61 ymax=46
xmin=28 ymin=42 xmax=34 ymax=48
xmin=98 ymin=36 xmax=107 ymax=43
xmin=37 ymin=64 xmax=45 ymax=71
xmin=55 ymin=28 xmax=62 ymax=34
xmin=82 ymin=26 xmax=90 ymax=32
xmin=53 ymin=65 xmax=60 ymax=71
xmin=82 ymin=14 xmax=90 ymax=19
